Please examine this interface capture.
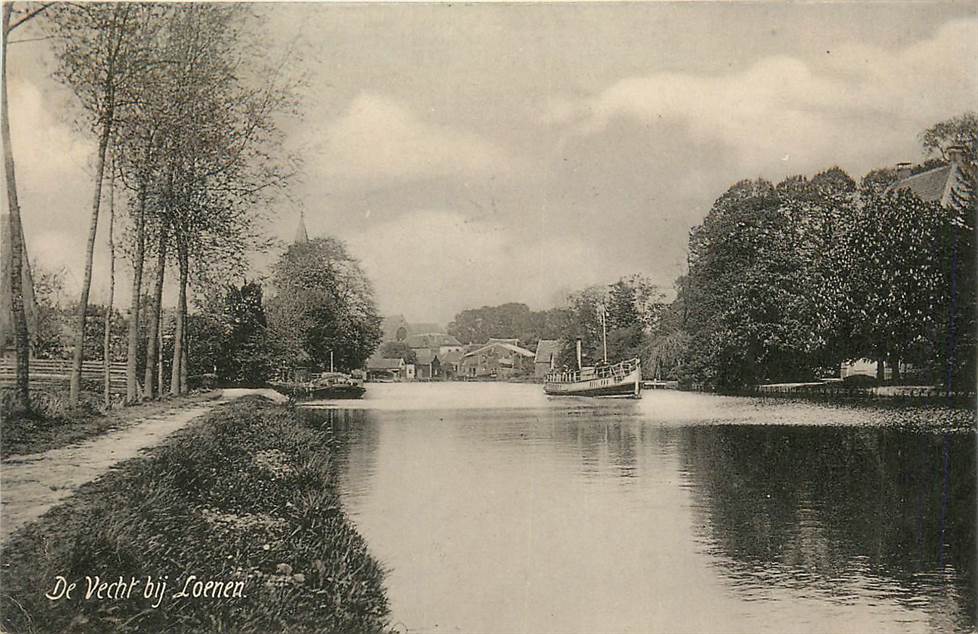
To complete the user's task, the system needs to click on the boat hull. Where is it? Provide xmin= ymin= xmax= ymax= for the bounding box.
xmin=544 ymin=363 xmax=642 ymax=398
xmin=268 ymin=383 xmax=366 ymax=400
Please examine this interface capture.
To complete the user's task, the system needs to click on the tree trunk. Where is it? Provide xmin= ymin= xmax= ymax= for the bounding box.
xmin=890 ymin=356 xmax=901 ymax=383
xmin=126 ymin=179 xmax=147 ymax=403
xmin=169 ymin=265 xmax=185 ymax=396
xmin=69 ymin=99 xmax=115 ymax=404
xmin=170 ymin=241 xmax=188 ymax=396
xmin=1 ymin=6 xmax=31 ymax=412
xmin=103 ymin=150 xmax=116 ymax=409
xmin=143 ymin=227 xmax=167 ymax=399
xmin=876 ymin=358 xmax=885 ymax=383
xmin=181 ymin=341 xmax=189 ymax=395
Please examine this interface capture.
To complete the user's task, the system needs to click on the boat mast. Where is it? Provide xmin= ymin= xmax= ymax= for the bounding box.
xmin=601 ymin=305 xmax=608 ymax=364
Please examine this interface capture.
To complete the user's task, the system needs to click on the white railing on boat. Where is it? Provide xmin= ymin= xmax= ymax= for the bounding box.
xmin=546 ymin=358 xmax=640 ymax=384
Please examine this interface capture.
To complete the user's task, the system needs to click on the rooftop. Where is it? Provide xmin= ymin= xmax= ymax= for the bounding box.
xmin=462 ymin=341 xmax=535 ymax=359
xmin=887 ymin=164 xmax=954 ymax=204
xmin=535 ymin=339 xmax=561 ymax=364
xmin=405 ymin=332 xmax=462 ymax=349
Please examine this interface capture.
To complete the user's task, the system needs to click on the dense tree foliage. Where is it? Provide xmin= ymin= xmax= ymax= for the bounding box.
xmin=447 ymin=303 xmax=573 ymax=348
xmin=672 ymin=124 xmax=975 ymax=390
xmin=267 ymin=238 xmax=383 ymax=373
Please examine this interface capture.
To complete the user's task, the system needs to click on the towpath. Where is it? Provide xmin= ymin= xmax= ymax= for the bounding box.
xmin=0 ymin=388 xmax=285 ymax=543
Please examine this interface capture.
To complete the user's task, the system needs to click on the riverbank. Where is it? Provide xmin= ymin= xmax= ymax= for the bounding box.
xmin=0 ymin=388 xmax=223 ymax=458
xmin=0 ymin=396 xmax=390 ymax=633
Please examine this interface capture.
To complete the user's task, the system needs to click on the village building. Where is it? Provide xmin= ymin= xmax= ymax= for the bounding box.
xmin=440 ymin=350 xmax=463 ymax=379
xmin=404 ymin=332 xmax=463 ymax=355
xmin=885 ymin=147 xmax=972 ymax=206
xmin=365 ymin=354 xmax=406 ymax=381
xmin=459 ymin=340 xmax=535 ymax=379
xmin=534 ymin=339 xmax=561 ymax=378
xmin=414 ymin=348 xmax=441 ymax=380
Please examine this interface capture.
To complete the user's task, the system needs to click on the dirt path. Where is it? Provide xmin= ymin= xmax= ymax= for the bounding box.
xmin=0 ymin=389 xmax=285 ymax=543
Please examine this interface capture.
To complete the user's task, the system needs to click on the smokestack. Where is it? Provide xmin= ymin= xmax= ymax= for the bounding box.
xmin=895 ymin=162 xmax=912 ymax=181
xmin=946 ymin=145 xmax=967 ymax=167
xmin=576 ymin=338 xmax=583 ymax=371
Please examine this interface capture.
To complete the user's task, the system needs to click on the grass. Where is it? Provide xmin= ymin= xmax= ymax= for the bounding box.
xmin=0 ymin=387 xmax=221 ymax=458
xmin=0 ymin=397 xmax=391 ymax=633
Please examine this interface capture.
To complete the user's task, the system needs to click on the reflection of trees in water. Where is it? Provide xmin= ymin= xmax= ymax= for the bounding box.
xmin=679 ymin=426 xmax=976 ymax=630
xmin=527 ymin=409 xmax=654 ymax=479
xmin=297 ymin=407 xmax=381 ymax=495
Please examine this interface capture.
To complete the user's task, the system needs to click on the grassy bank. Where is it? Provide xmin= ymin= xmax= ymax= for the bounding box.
xmin=0 ymin=389 xmax=221 ymax=458
xmin=0 ymin=397 xmax=390 ymax=633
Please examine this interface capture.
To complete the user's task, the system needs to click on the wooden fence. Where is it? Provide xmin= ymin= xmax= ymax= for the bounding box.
xmin=0 ymin=358 xmax=127 ymax=394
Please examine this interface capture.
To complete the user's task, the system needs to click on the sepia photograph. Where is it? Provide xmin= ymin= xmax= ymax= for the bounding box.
xmin=0 ymin=1 xmax=976 ymax=632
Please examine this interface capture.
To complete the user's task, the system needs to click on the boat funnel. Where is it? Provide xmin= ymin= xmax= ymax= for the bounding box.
xmin=576 ymin=338 xmax=583 ymax=370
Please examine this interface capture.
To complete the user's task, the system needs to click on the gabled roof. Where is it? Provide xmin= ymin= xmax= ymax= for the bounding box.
xmin=415 ymin=349 xmax=439 ymax=365
xmin=366 ymin=353 xmax=404 ymax=370
xmin=887 ymin=164 xmax=957 ymax=205
xmin=487 ymin=338 xmax=519 ymax=346
xmin=440 ymin=350 xmax=463 ymax=364
xmin=534 ymin=339 xmax=561 ymax=363
xmin=462 ymin=341 xmax=535 ymax=359
xmin=405 ymin=332 xmax=461 ymax=349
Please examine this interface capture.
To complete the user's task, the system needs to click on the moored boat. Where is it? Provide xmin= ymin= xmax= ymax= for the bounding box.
xmin=269 ymin=371 xmax=366 ymax=400
xmin=543 ymin=323 xmax=642 ymax=397
xmin=544 ymin=357 xmax=642 ymax=397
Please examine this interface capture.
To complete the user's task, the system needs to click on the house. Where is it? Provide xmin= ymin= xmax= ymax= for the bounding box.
xmin=414 ymin=348 xmax=441 ymax=380
xmin=534 ymin=339 xmax=561 ymax=379
xmin=366 ymin=354 xmax=405 ymax=381
xmin=885 ymin=147 xmax=972 ymax=205
xmin=460 ymin=340 xmax=536 ymax=379
xmin=404 ymin=332 xmax=463 ymax=356
xmin=440 ymin=350 xmax=463 ymax=379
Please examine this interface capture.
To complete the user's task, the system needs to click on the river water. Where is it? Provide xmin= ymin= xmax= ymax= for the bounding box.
xmin=301 ymin=383 xmax=976 ymax=634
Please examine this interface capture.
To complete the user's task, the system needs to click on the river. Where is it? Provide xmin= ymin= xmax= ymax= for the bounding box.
xmin=300 ymin=383 xmax=975 ymax=634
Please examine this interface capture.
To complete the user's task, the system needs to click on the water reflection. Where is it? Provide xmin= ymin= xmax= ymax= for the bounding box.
xmin=679 ymin=426 xmax=975 ymax=633
xmin=301 ymin=385 xmax=975 ymax=634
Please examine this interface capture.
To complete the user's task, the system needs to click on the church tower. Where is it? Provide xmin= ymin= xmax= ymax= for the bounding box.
xmin=294 ymin=210 xmax=309 ymax=243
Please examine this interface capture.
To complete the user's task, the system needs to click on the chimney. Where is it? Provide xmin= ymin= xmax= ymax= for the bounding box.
xmin=895 ymin=162 xmax=912 ymax=181
xmin=946 ymin=145 xmax=967 ymax=167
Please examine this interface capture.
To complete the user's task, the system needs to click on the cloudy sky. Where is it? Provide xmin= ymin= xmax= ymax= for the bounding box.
xmin=6 ymin=2 xmax=977 ymax=324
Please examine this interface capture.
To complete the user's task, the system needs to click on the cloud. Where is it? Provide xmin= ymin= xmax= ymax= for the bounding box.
xmin=346 ymin=210 xmax=607 ymax=323
xmin=312 ymin=93 xmax=514 ymax=184
xmin=550 ymin=19 xmax=978 ymax=176
xmin=8 ymin=77 xmax=93 ymax=188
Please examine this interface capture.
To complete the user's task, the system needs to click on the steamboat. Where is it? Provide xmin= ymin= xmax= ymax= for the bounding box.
xmin=544 ymin=308 xmax=642 ymax=398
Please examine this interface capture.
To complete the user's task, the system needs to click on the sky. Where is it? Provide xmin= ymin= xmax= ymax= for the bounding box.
xmin=5 ymin=2 xmax=978 ymax=325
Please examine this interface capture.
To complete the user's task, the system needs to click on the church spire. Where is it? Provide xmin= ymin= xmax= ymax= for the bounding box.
xmin=294 ymin=210 xmax=309 ymax=243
